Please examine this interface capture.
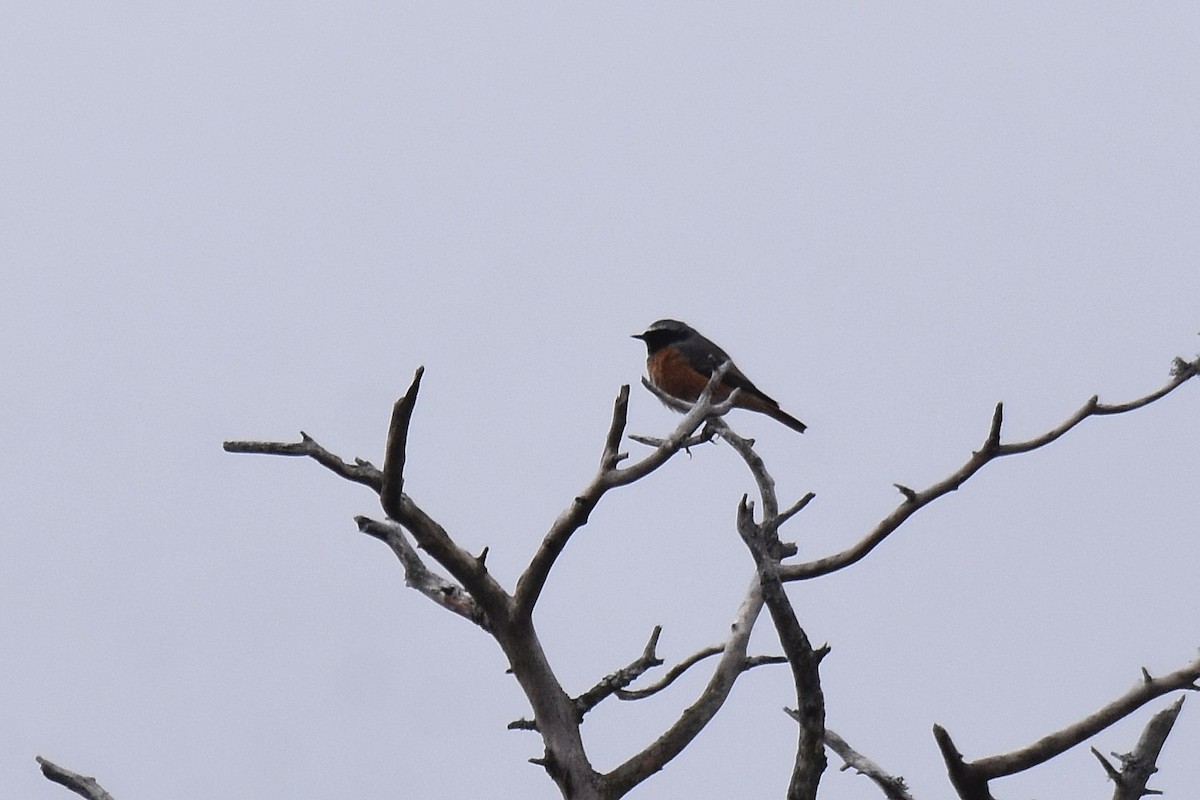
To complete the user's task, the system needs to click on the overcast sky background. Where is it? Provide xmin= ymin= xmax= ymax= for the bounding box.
xmin=3 ymin=4 xmax=1199 ymax=799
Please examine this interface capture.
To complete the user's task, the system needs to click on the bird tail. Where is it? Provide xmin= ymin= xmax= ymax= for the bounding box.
xmin=769 ymin=407 xmax=807 ymax=434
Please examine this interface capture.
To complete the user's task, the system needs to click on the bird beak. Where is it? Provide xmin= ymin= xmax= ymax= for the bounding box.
xmin=631 ymin=332 xmax=646 ymax=340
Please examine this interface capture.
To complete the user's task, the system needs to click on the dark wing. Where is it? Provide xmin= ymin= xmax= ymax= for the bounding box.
xmin=678 ymin=332 xmax=780 ymax=407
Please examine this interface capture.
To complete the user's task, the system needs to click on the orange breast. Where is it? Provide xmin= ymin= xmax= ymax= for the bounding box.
xmin=648 ymin=347 xmax=733 ymax=403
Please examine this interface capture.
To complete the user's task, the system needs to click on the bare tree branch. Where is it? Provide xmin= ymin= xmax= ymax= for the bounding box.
xmin=1097 ymin=695 xmax=1185 ymax=800
xmin=223 ymin=431 xmax=383 ymax=491
xmin=738 ymin=494 xmax=826 ymax=800
xmin=603 ymin=578 xmax=765 ymax=798
xmin=782 ymin=358 xmax=1199 ymax=582
xmin=355 ymin=515 xmax=489 ymax=629
xmin=371 ymin=370 xmax=513 ymax=617
xmin=616 ymin=647 xmax=786 ymax=701
xmin=934 ymin=653 xmax=1200 ymax=800
xmin=224 ymin=356 xmax=1200 ymax=800
xmin=627 ymin=428 xmax=717 ymax=451
xmin=721 ymin=427 xmax=779 ymax=516
xmin=771 ymin=493 xmax=817 ymax=537
xmin=1001 ymin=355 xmax=1197 ymax=454
xmin=512 ymin=627 xmax=669 ymax=729
xmin=719 ymin=415 xmax=828 ymax=798
xmin=605 ymin=413 xmax=821 ymax=799
xmin=573 ymin=626 xmax=664 ymax=719
xmin=226 ymin=376 xmax=509 ymax=618
xmin=510 ymin=370 xmax=818 ymax=797
xmin=932 ymin=724 xmax=993 ymax=800
xmin=224 ymin=367 xmax=775 ymax=800
xmin=388 ymin=480 xmax=511 ymax=618
xmin=225 ymin=376 xmax=610 ymax=798
xmin=820 ymin=727 xmax=914 ymax=800
xmin=36 ymin=757 xmax=116 ymax=800
xmin=506 ymin=632 xmax=787 ymax=732
xmin=513 ymin=366 xmax=739 ymax=620
xmin=615 ymin=643 xmax=720 ymax=699
xmin=380 ymin=366 xmax=423 ymax=516
xmin=1091 ymin=747 xmax=1124 ymax=786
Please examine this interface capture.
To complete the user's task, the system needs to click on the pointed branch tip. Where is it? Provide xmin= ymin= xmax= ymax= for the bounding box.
xmin=985 ymin=402 xmax=1004 ymax=449
xmin=380 ymin=365 xmax=426 ymax=518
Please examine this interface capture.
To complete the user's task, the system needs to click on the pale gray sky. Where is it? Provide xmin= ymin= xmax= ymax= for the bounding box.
xmin=3 ymin=4 xmax=1198 ymax=799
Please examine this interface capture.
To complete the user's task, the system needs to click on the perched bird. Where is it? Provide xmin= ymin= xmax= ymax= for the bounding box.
xmin=632 ymin=319 xmax=807 ymax=433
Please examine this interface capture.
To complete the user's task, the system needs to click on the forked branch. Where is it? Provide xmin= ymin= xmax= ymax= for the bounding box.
xmin=510 ymin=627 xmax=669 ymax=730
xmin=224 ymin=369 xmax=509 ymax=618
xmin=1092 ymin=695 xmax=1185 ymax=800
xmin=738 ymin=495 xmax=826 ymax=800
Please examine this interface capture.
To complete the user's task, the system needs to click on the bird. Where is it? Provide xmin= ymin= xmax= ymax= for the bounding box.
xmin=632 ymin=319 xmax=807 ymax=433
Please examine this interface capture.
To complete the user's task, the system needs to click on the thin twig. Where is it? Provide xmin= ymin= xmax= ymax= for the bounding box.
xmin=223 ymin=431 xmax=383 ymax=491
xmin=628 ymin=430 xmax=716 ymax=450
xmin=615 ymin=648 xmax=786 ymax=700
xmin=782 ymin=359 xmax=1199 ymax=582
xmin=616 ymin=644 xmax=723 ymax=699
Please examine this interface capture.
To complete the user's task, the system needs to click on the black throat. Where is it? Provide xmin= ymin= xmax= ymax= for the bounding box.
xmin=635 ymin=328 xmax=687 ymax=355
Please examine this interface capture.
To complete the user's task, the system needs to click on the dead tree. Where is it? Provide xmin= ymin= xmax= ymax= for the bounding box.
xmin=37 ymin=355 xmax=1199 ymax=800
